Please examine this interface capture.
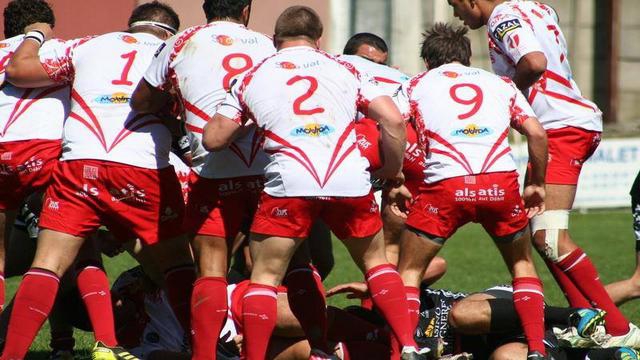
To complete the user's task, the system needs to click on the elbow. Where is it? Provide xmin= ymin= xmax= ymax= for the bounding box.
xmin=202 ymin=136 xmax=226 ymax=152
xmin=5 ymin=63 xmax=24 ymax=87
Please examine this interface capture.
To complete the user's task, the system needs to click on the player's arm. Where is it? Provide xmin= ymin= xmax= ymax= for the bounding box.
xmin=513 ymin=52 xmax=547 ymax=92
xmin=6 ymin=22 xmax=57 ymax=88
xmin=131 ymin=41 xmax=175 ymax=114
xmin=369 ymin=95 xmax=406 ymax=181
xmin=491 ymin=17 xmax=547 ymax=91
xmin=510 ymin=87 xmax=548 ymax=217
xmin=202 ymin=81 xmax=246 ymax=151
xmin=131 ymin=78 xmax=172 ymax=114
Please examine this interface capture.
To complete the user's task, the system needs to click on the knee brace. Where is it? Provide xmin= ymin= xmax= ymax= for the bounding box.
xmin=530 ymin=210 xmax=569 ymax=262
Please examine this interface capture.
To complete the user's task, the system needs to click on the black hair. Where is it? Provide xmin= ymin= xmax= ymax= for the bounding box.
xmin=343 ymin=32 xmax=388 ymax=55
xmin=128 ymin=1 xmax=180 ymax=33
xmin=202 ymin=0 xmax=252 ymax=22
xmin=420 ymin=23 xmax=471 ymax=68
xmin=3 ymin=0 xmax=54 ymax=38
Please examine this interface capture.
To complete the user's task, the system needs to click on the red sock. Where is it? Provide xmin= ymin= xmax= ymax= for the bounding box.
xmin=284 ymin=265 xmax=329 ymax=352
xmin=365 ymin=264 xmax=416 ymax=348
xmin=558 ymin=249 xmax=630 ymax=335
xmin=242 ymin=283 xmax=277 ymax=360
xmin=77 ymin=265 xmax=117 ymax=346
xmin=164 ymin=265 xmax=196 ymax=333
xmin=513 ymin=277 xmax=546 ymax=355
xmin=191 ymin=277 xmax=228 ymax=360
xmin=0 ymin=271 xmax=4 ymax=312
xmin=1 ymin=268 xmax=59 ymax=360
xmin=405 ymin=286 xmax=421 ymax=333
xmin=544 ymin=259 xmax=591 ymax=308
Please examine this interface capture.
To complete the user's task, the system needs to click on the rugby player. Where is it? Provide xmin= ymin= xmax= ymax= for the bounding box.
xmin=131 ymin=1 xmax=276 ymax=358
xmin=0 ymin=0 xmax=68 ymax=312
xmin=396 ymin=23 xmax=549 ymax=358
xmin=343 ymin=32 xmax=389 ymax=65
xmin=446 ymin=0 xmax=638 ymax=346
xmin=203 ymin=6 xmax=427 ymax=360
xmin=606 ymin=171 xmax=640 ymax=305
xmin=2 ymin=3 xmax=195 ymax=359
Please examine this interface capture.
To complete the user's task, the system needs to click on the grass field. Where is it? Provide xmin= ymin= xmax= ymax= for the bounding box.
xmin=7 ymin=210 xmax=640 ymax=359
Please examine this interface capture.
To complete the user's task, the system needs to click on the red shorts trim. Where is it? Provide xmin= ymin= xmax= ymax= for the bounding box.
xmin=530 ymin=126 xmax=601 ymax=186
xmin=251 ymin=192 xmax=382 ymax=239
xmin=184 ymin=173 xmax=264 ymax=238
xmin=406 ymin=172 xmax=528 ymax=240
xmin=0 ymin=139 xmax=61 ymax=211
xmin=39 ymin=160 xmax=184 ymax=244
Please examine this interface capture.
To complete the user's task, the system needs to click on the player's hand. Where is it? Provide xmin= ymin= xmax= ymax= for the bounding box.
xmin=386 ymin=184 xmax=412 ymax=219
xmin=24 ymin=22 xmax=53 ymax=40
xmin=326 ymin=282 xmax=369 ymax=299
xmin=523 ymin=184 xmax=545 ymax=218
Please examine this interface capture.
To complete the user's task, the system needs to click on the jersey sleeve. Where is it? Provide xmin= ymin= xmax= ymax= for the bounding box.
xmin=489 ymin=12 xmax=543 ymax=65
xmin=357 ymin=74 xmax=385 ymax=116
xmin=394 ymin=82 xmax=411 ymax=120
xmin=39 ymin=37 xmax=88 ymax=84
xmin=504 ymin=77 xmax=537 ymax=129
xmin=215 ymin=77 xmax=246 ymax=125
xmin=143 ymin=37 xmax=175 ymax=91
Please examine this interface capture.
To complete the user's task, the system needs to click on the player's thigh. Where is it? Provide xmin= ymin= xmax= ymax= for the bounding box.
xmin=489 ymin=342 xmax=528 ymax=360
xmin=32 ymin=229 xmax=85 ymax=277
xmin=268 ymin=338 xmax=310 ymax=360
xmin=249 ymin=233 xmax=306 ymax=286
xmin=306 ymin=220 xmax=334 ymax=280
xmin=545 ymin=184 xmax=577 ymax=210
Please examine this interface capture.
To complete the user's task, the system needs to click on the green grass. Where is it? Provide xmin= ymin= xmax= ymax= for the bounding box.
xmin=8 ymin=210 xmax=640 ymax=358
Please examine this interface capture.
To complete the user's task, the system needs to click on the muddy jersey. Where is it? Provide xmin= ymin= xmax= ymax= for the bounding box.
xmin=217 ymin=46 xmax=383 ymax=197
xmin=403 ymin=63 xmax=536 ymax=184
xmin=41 ymin=32 xmax=171 ymax=169
xmin=0 ymin=35 xmax=69 ymax=142
xmin=144 ymin=22 xmax=275 ymax=178
xmin=487 ymin=0 xmax=602 ymax=132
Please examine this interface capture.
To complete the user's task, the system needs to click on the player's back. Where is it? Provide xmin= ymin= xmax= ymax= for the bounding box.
xmin=339 ymin=54 xmax=408 ymax=95
xmin=46 ymin=32 xmax=170 ymax=169
xmin=151 ymin=22 xmax=275 ymax=178
xmin=238 ymin=47 xmax=371 ymax=197
xmin=488 ymin=1 xmax=601 ymax=131
xmin=0 ymin=35 xmax=69 ymax=142
xmin=408 ymin=63 xmax=526 ymax=183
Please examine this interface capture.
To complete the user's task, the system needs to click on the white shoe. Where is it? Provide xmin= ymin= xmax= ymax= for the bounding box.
xmin=603 ymin=324 xmax=640 ymax=349
xmin=554 ymin=325 xmax=611 ymax=348
xmin=400 ymin=346 xmax=431 ymax=360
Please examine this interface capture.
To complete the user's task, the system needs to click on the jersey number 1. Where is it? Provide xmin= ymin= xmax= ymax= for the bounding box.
xmin=112 ymin=50 xmax=137 ymax=86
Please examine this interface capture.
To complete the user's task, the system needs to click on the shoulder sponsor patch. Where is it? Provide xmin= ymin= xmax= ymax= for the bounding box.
xmin=493 ymin=18 xmax=521 ymax=41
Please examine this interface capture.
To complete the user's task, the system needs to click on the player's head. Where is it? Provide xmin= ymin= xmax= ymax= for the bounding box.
xmin=420 ymin=23 xmax=471 ymax=69
xmin=343 ymin=32 xmax=389 ymax=65
xmin=447 ymin=0 xmax=487 ymax=30
xmin=128 ymin=1 xmax=180 ymax=40
xmin=203 ymin=0 xmax=252 ymax=25
xmin=274 ymin=6 xmax=323 ymax=49
xmin=3 ymin=0 xmax=54 ymax=38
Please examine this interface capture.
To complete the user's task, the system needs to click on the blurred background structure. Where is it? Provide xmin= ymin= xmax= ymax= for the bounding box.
xmin=0 ymin=0 xmax=638 ymax=207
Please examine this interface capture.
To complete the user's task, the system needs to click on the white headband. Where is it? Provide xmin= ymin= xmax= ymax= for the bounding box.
xmin=130 ymin=20 xmax=177 ymax=35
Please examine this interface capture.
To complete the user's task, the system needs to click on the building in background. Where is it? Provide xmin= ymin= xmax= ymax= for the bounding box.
xmin=0 ymin=0 xmax=637 ymax=128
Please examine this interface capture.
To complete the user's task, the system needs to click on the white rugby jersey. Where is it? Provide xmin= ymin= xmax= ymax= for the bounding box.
xmin=487 ymin=0 xmax=602 ymax=132
xmin=144 ymin=22 xmax=275 ymax=179
xmin=0 ymin=35 xmax=69 ymax=142
xmin=41 ymin=32 xmax=171 ymax=169
xmin=217 ymin=46 xmax=382 ymax=197
xmin=404 ymin=63 xmax=536 ymax=184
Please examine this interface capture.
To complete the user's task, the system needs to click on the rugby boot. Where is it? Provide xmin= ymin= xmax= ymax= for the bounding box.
xmin=91 ymin=341 xmax=139 ymax=360
xmin=569 ymin=308 xmax=607 ymax=337
xmin=309 ymin=348 xmax=339 ymax=360
xmin=615 ymin=347 xmax=640 ymax=360
xmin=400 ymin=346 xmax=431 ymax=360
xmin=603 ymin=324 xmax=640 ymax=349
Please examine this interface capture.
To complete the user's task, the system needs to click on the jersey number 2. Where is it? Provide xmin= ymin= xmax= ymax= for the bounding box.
xmin=449 ymin=83 xmax=483 ymax=120
xmin=287 ymin=76 xmax=325 ymax=115
xmin=112 ymin=50 xmax=137 ymax=86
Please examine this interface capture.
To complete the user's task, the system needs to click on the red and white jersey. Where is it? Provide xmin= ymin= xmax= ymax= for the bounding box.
xmin=339 ymin=54 xmax=408 ymax=95
xmin=487 ymin=0 xmax=602 ymax=132
xmin=217 ymin=46 xmax=382 ymax=197
xmin=41 ymin=32 xmax=171 ymax=169
xmin=403 ymin=63 xmax=536 ymax=184
xmin=0 ymin=35 xmax=69 ymax=142
xmin=144 ymin=22 xmax=275 ymax=179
